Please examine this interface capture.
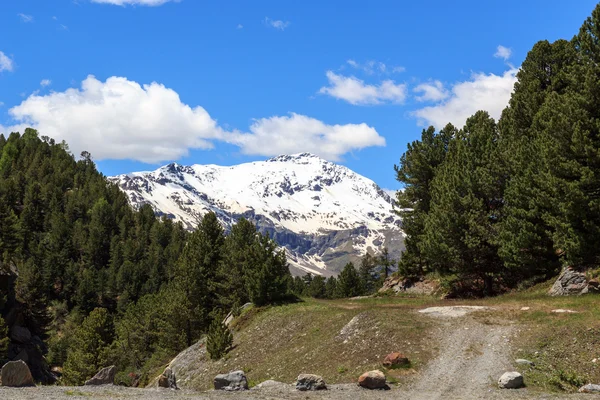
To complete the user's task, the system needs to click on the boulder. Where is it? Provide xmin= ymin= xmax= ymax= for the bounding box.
xmin=580 ymin=384 xmax=600 ymax=393
xmin=296 ymin=374 xmax=326 ymax=391
xmin=549 ymin=268 xmax=590 ymax=296
xmin=10 ymin=326 xmax=32 ymax=344
xmin=379 ymin=276 xmax=437 ymax=295
xmin=157 ymin=367 xmax=177 ymax=389
xmin=84 ymin=365 xmax=116 ymax=385
xmin=358 ymin=370 xmax=387 ymax=389
xmin=1 ymin=360 xmax=35 ymax=387
xmin=214 ymin=370 xmax=248 ymax=391
xmin=383 ymin=352 xmax=410 ymax=369
xmin=498 ymin=372 xmax=524 ymax=389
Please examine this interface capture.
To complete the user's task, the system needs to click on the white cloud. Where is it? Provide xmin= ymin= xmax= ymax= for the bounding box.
xmin=346 ymin=60 xmax=404 ymax=75
xmin=4 ymin=76 xmax=383 ymax=163
xmin=237 ymin=24 xmax=243 ymax=29
xmin=7 ymin=76 xmax=225 ymax=163
xmin=319 ymin=71 xmax=407 ymax=105
xmin=227 ymin=113 xmax=385 ymax=161
xmin=91 ymin=0 xmax=179 ymax=6
xmin=0 ymin=52 xmax=14 ymax=72
xmin=414 ymin=80 xmax=449 ymax=102
xmin=40 ymin=79 xmax=52 ymax=87
xmin=412 ymin=68 xmax=518 ymax=129
xmin=494 ymin=45 xmax=512 ymax=61
xmin=18 ymin=13 xmax=34 ymax=23
xmin=264 ymin=17 xmax=290 ymax=30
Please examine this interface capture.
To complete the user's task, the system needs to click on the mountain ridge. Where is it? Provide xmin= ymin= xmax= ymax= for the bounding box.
xmin=109 ymin=153 xmax=404 ymax=275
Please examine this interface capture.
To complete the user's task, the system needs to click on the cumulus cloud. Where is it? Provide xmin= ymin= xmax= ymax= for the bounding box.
xmin=0 ymin=52 xmax=14 ymax=72
xmin=4 ymin=76 xmax=384 ymax=163
xmin=227 ymin=113 xmax=385 ymax=161
xmin=494 ymin=45 xmax=512 ymax=61
xmin=40 ymin=79 xmax=51 ymax=87
xmin=412 ymin=68 xmax=518 ymax=129
xmin=18 ymin=13 xmax=34 ymax=23
xmin=414 ymin=80 xmax=449 ymax=102
xmin=319 ymin=71 xmax=407 ymax=105
xmin=91 ymin=0 xmax=179 ymax=6
xmin=7 ymin=76 xmax=225 ymax=163
xmin=264 ymin=17 xmax=290 ymax=30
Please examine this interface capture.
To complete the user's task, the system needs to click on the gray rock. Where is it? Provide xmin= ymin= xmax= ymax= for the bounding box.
xmin=515 ymin=359 xmax=535 ymax=366
xmin=549 ymin=268 xmax=589 ymax=296
xmin=358 ymin=370 xmax=387 ymax=389
xmin=214 ymin=370 xmax=248 ymax=391
xmin=84 ymin=365 xmax=116 ymax=385
xmin=252 ymin=380 xmax=290 ymax=390
xmin=580 ymin=384 xmax=600 ymax=393
xmin=10 ymin=326 xmax=32 ymax=344
xmin=498 ymin=371 xmax=524 ymax=389
xmin=157 ymin=367 xmax=177 ymax=389
xmin=296 ymin=374 xmax=327 ymax=391
xmin=1 ymin=360 xmax=35 ymax=387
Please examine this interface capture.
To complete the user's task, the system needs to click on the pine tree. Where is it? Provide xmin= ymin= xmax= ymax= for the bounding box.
xmin=175 ymin=212 xmax=224 ymax=344
xmin=359 ymin=253 xmax=377 ymax=294
xmin=395 ymin=124 xmax=455 ymax=276
xmin=245 ymin=232 xmax=290 ymax=306
xmin=63 ymin=308 xmax=114 ymax=385
xmin=206 ymin=313 xmax=233 ymax=360
xmin=325 ymin=276 xmax=338 ymax=299
xmin=307 ymin=275 xmax=326 ymax=298
xmin=336 ymin=262 xmax=362 ymax=298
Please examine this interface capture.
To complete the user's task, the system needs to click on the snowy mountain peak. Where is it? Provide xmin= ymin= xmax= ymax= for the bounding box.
xmin=109 ymin=156 xmax=404 ymax=276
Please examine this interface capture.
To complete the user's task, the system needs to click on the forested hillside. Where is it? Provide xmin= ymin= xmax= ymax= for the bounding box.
xmin=0 ymin=130 xmax=291 ymax=385
xmin=395 ymin=5 xmax=600 ymax=296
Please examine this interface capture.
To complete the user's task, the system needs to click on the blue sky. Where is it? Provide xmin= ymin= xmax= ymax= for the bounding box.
xmin=0 ymin=0 xmax=597 ymax=191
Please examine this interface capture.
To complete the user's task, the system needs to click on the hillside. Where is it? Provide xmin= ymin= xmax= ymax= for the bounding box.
xmin=109 ymin=153 xmax=404 ymax=275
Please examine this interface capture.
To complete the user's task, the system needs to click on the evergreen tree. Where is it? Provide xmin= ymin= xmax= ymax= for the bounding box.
xmin=206 ymin=313 xmax=233 ymax=360
xmin=325 ymin=276 xmax=338 ymax=299
xmin=63 ymin=308 xmax=114 ymax=385
xmin=245 ymin=232 xmax=290 ymax=306
xmin=395 ymin=124 xmax=455 ymax=276
xmin=359 ymin=253 xmax=378 ymax=294
xmin=336 ymin=262 xmax=362 ymax=298
xmin=175 ymin=212 xmax=224 ymax=344
xmin=307 ymin=275 xmax=327 ymax=298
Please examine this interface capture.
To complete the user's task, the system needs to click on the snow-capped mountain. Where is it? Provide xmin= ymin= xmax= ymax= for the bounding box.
xmin=109 ymin=153 xmax=404 ymax=276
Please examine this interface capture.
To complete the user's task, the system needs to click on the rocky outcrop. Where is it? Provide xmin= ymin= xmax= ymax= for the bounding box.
xmin=157 ymin=367 xmax=177 ymax=389
xmin=382 ymin=352 xmax=410 ymax=369
xmin=1 ymin=360 xmax=34 ymax=387
xmin=213 ymin=370 xmax=248 ymax=391
xmin=295 ymin=374 xmax=326 ymax=391
xmin=379 ymin=276 xmax=438 ymax=295
xmin=84 ymin=365 xmax=116 ymax=385
xmin=358 ymin=370 xmax=387 ymax=389
xmin=498 ymin=372 xmax=524 ymax=389
xmin=549 ymin=268 xmax=599 ymax=296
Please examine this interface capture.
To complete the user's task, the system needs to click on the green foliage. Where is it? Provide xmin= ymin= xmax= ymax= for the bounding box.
xmin=0 ymin=315 xmax=8 ymax=362
xmin=245 ymin=232 xmax=290 ymax=306
xmin=395 ymin=4 xmax=600 ymax=294
xmin=336 ymin=262 xmax=362 ymax=298
xmin=62 ymin=308 xmax=114 ymax=385
xmin=207 ymin=313 xmax=233 ymax=360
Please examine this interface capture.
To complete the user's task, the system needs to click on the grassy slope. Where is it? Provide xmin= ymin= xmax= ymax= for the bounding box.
xmin=171 ymin=287 xmax=600 ymax=393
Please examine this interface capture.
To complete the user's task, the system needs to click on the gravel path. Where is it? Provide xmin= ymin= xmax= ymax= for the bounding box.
xmin=2 ymin=306 xmax=598 ymax=400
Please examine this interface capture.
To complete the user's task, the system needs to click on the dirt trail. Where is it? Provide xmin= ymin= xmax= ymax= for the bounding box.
xmin=406 ymin=306 xmax=517 ymax=400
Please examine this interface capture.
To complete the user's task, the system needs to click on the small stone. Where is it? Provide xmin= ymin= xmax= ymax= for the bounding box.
xmin=358 ymin=370 xmax=387 ymax=389
xmin=84 ymin=365 xmax=116 ymax=385
xmin=515 ymin=359 xmax=535 ymax=366
xmin=520 ymin=307 xmax=530 ymax=311
xmin=1 ymin=360 xmax=35 ymax=387
xmin=580 ymin=384 xmax=600 ymax=393
xmin=382 ymin=352 xmax=410 ymax=369
xmin=551 ymin=309 xmax=579 ymax=313
xmin=295 ymin=374 xmax=326 ymax=391
xmin=498 ymin=371 xmax=524 ymax=389
xmin=214 ymin=370 xmax=248 ymax=391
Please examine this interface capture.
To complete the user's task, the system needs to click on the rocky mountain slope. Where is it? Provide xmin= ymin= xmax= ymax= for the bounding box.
xmin=109 ymin=153 xmax=404 ymax=275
